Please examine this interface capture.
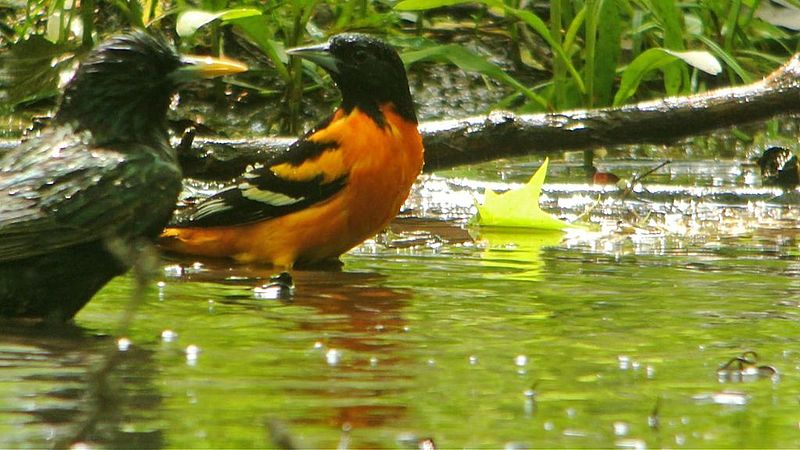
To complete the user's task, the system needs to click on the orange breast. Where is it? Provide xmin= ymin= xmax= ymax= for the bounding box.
xmin=160 ymin=105 xmax=424 ymax=268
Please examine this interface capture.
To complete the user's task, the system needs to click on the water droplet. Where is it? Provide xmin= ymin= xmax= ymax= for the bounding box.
xmin=117 ymin=337 xmax=131 ymax=352
xmin=469 ymin=355 xmax=478 ymax=365
xmin=395 ymin=432 xmax=418 ymax=446
xmin=523 ymin=389 xmax=536 ymax=399
xmin=646 ymin=365 xmax=655 ymax=378
xmin=163 ymin=265 xmax=183 ymax=277
xmin=566 ymin=407 xmax=577 ymax=418
xmin=419 ymin=438 xmax=435 ymax=450
xmin=613 ymin=421 xmax=629 ymax=436
xmin=253 ymin=272 xmax=294 ymax=300
xmin=253 ymin=284 xmax=291 ymax=300
xmin=369 ymin=357 xmax=378 ymax=366
xmin=326 ymin=349 xmax=341 ymax=366
xmin=615 ymin=438 xmax=646 ymax=449
xmin=675 ymin=434 xmax=686 ymax=446
xmin=543 ymin=421 xmax=554 ymax=431
xmin=186 ymin=345 xmax=200 ymax=366
xmin=618 ymin=355 xmax=630 ymax=370
xmin=693 ymin=391 xmax=749 ymax=405
xmin=314 ymin=341 xmax=324 ymax=350
xmin=161 ymin=330 xmax=178 ymax=342
xmin=515 ymin=355 xmax=528 ymax=367
xmin=562 ymin=429 xmax=586 ymax=437
xmin=427 ymin=359 xmax=436 ymax=366
xmin=374 ymin=324 xmax=385 ymax=332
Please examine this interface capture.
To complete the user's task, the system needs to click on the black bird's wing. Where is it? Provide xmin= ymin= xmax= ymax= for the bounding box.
xmin=170 ymin=132 xmax=348 ymax=228
xmin=0 ymin=125 xmax=181 ymax=263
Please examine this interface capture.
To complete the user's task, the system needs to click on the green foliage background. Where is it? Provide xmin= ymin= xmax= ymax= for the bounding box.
xmin=2 ymin=0 xmax=799 ymax=131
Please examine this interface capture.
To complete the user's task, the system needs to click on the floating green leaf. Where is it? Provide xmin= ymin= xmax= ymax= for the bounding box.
xmin=472 ymin=158 xmax=571 ymax=230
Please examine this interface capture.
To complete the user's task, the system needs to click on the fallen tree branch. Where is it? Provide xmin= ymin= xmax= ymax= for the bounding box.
xmin=4 ymin=54 xmax=800 ymax=178
xmin=176 ymin=53 xmax=800 ymax=178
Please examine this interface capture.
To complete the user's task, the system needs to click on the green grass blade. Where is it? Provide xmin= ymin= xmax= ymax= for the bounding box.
xmin=395 ymin=0 xmax=495 ymax=10
xmin=593 ymin=0 xmax=621 ymax=107
xmin=613 ymin=47 xmax=676 ymax=106
xmin=504 ymin=5 xmax=586 ymax=94
xmin=402 ymin=44 xmax=549 ymax=109
xmin=693 ymin=33 xmax=753 ymax=82
xmin=229 ymin=15 xmax=291 ymax=82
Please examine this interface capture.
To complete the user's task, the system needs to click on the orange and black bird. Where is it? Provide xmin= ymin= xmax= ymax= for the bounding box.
xmin=160 ymin=34 xmax=424 ymax=268
xmin=0 ymin=31 xmax=246 ymax=320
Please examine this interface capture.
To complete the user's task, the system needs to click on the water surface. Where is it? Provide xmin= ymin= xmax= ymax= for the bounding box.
xmin=3 ymin=156 xmax=800 ymax=448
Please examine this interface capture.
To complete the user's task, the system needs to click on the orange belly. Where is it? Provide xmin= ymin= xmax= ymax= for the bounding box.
xmin=160 ymin=106 xmax=424 ymax=268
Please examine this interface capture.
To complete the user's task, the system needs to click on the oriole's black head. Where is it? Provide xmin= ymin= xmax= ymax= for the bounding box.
xmin=55 ymin=31 xmax=246 ymax=144
xmin=288 ymin=34 xmax=417 ymax=125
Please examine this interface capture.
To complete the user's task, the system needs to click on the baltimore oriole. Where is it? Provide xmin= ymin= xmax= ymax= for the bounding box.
xmin=0 ymin=32 xmax=246 ymax=320
xmin=160 ymin=34 xmax=424 ymax=268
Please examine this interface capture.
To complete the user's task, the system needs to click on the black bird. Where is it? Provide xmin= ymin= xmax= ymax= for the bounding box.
xmin=0 ymin=31 xmax=246 ymax=321
xmin=757 ymin=146 xmax=799 ymax=190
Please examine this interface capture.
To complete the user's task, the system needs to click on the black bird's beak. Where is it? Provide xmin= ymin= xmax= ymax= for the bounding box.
xmin=287 ymin=42 xmax=339 ymax=74
xmin=171 ymin=55 xmax=248 ymax=82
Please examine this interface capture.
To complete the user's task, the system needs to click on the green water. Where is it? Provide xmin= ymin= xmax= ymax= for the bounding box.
xmin=3 ymin=157 xmax=800 ymax=448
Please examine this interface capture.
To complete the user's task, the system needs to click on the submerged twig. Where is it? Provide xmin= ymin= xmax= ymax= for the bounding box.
xmin=265 ymin=419 xmax=299 ymax=450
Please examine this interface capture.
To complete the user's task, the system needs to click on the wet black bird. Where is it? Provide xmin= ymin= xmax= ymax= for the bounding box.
xmin=757 ymin=146 xmax=799 ymax=190
xmin=0 ymin=31 xmax=246 ymax=321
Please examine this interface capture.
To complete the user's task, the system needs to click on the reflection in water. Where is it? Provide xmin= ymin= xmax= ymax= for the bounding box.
xmin=295 ymin=271 xmax=413 ymax=435
xmin=9 ymin=157 xmax=800 ymax=447
xmin=470 ymin=228 xmax=565 ymax=281
xmin=163 ymin=258 xmax=415 ymax=445
xmin=0 ymin=322 xmax=163 ymax=448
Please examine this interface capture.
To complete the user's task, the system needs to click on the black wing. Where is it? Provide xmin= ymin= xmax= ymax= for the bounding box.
xmin=0 ymin=125 xmax=182 ymax=262
xmin=169 ymin=137 xmax=348 ymax=228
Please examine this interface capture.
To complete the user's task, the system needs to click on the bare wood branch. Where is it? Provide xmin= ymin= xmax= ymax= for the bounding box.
xmin=4 ymin=54 xmax=800 ymax=178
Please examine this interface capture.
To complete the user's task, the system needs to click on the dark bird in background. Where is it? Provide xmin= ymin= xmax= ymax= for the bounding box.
xmin=0 ymin=31 xmax=247 ymax=321
xmin=757 ymin=146 xmax=799 ymax=190
xmin=160 ymin=34 xmax=425 ymax=269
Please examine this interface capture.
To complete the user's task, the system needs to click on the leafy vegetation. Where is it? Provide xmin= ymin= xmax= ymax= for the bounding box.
xmin=1 ymin=0 xmax=799 ymax=132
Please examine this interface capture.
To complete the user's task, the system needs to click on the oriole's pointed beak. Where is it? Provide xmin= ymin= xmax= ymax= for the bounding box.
xmin=172 ymin=55 xmax=248 ymax=82
xmin=287 ymin=41 xmax=339 ymax=74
